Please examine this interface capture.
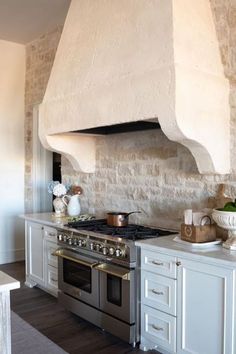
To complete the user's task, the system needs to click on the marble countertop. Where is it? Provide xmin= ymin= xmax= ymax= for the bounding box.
xmin=0 ymin=271 xmax=20 ymax=292
xmin=136 ymin=235 xmax=236 ymax=268
xmin=19 ymin=212 xmax=69 ymax=229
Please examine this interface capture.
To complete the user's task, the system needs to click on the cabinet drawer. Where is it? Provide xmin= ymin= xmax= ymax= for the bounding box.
xmin=141 ymin=304 xmax=176 ymax=352
xmin=141 ymin=250 xmax=177 ymax=278
xmin=46 ymin=265 xmax=58 ymax=292
xmin=141 ymin=270 xmax=176 ymax=316
xmin=44 ymin=226 xmax=57 ymax=242
xmin=46 ymin=241 xmax=58 ymax=268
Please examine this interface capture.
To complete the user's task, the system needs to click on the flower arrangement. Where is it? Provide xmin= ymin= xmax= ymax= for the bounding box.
xmin=48 ymin=180 xmax=83 ymax=217
xmin=47 ymin=181 xmax=83 ymax=197
xmin=53 ymin=183 xmax=67 ymax=197
xmin=70 ymin=185 xmax=83 ymax=196
xmin=47 ymin=181 xmax=68 ymax=197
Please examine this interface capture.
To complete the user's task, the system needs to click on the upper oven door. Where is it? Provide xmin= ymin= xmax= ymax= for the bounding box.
xmin=95 ymin=263 xmax=136 ymax=324
xmin=55 ymin=248 xmax=99 ymax=308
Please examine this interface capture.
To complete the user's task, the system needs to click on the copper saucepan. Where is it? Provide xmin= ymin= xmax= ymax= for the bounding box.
xmin=107 ymin=211 xmax=141 ymax=227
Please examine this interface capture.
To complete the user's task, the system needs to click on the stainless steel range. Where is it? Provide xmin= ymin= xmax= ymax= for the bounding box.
xmin=54 ymin=219 xmax=176 ymax=346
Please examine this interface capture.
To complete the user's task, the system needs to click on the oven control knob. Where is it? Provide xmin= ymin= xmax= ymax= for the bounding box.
xmin=89 ymin=242 xmax=94 ymax=250
xmin=95 ymin=243 xmax=101 ymax=252
xmin=63 ymin=235 xmax=67 ymax=242
xmin=102 ymin=247 xmax=109 ymax=255
xmin=78 ymin=239 xmax=82 ymax=247
xmin=81 ymin=240 xmax=87 ymax=247
xmin=73 ymin=238 xmax=78 ymax=246
xmin=58 ymin=234 xmax=63 ymax=241
xmin=109 ymin=247 xmax=115 ymax=256
xmin=115 ymin=248 xmax=122 ymax=257
xmin=68 ymin=238 xmax=72 ymax=245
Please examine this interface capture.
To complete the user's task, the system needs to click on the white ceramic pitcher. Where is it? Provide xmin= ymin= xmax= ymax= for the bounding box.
xmin=62 ymin=194 xmax=81 ymax=216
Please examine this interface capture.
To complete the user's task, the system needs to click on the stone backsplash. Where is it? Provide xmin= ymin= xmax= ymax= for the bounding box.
xmin=25 ymin=1 xmax=236 ymax=229
xmin=61 ymin=130 xmax=236 ymax=230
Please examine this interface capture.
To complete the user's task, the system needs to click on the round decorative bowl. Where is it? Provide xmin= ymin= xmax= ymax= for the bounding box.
xmin=212 ymin=209 xmax=236 ymax=250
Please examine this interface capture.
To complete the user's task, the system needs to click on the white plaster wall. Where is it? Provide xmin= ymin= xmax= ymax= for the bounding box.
xmin=0 ymin=40 xmax=25 ymax=264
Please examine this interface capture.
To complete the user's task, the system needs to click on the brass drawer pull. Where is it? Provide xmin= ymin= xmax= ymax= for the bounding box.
xmin=152 ymin=324 xmax=164 ymax=331
xmin=151 ymin=289 xmax=164 ymax=295
xmin=152 ymin=261 xmax=164 ymax=266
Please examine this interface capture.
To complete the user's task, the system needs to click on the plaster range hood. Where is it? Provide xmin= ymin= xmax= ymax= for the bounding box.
xmin=39 ymin=0 xmax=230 ymax=174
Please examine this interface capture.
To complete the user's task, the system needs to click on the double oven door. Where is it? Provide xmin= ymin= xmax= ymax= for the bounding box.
xmin=55 ymin=248 xmax=135 ymax=324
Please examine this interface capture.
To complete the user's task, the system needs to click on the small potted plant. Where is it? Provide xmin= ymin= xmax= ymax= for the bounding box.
xmin=212 ymin=200 xmax=236 ymax=250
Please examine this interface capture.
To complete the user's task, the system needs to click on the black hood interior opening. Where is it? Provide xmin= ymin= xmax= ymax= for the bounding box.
xmin=72 ymin=120 xmax=161 ymax=135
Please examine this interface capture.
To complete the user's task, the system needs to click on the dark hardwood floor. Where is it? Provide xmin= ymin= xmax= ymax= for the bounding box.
xmin=0 ymin=261 xmax=158 ymax=354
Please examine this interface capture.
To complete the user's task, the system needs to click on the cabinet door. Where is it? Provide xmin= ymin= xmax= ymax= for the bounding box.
xmin=26 ymin=222 xmax=45 ymax=286
xmin=177 ymin=259 xmax=234 ymax=354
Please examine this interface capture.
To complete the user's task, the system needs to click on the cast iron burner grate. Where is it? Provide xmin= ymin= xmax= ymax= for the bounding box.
xmin=66 ymin=219 xmax=176 ymax=240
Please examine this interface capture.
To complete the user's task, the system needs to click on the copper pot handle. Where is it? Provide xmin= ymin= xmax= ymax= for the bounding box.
xmin=124 ymin=211 xmax=141 ymax=219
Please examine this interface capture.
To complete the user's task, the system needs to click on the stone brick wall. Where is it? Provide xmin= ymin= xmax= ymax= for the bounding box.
xmin=25 ymin=27 xmax=62 ymax=212
xmin=24 ymin=3 xmax=236 ymax=229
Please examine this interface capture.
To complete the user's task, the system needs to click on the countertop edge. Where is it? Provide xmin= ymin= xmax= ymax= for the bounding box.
xmin=0 ymin=271 xmax=20 ymax=292
xmin=135 ymin=236 xmax=236 ymax=268
xmin=19 ymin=213 xmax=66 ymax=228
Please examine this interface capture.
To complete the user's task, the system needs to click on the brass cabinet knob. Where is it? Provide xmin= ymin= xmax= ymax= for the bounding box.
xmin=176 ymin=261 xmax=181 ymax=266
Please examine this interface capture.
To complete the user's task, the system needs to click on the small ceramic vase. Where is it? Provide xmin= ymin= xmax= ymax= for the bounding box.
xmin=53 ymin=197 xmax=66 ymax=217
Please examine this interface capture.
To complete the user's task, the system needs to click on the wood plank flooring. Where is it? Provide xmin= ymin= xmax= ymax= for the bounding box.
xmin=0 ymin=261 xmax=159 ymax=354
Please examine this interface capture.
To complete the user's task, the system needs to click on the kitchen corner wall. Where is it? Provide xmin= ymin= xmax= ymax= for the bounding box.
xmin=0 ymin=40 xmax=25 ymax=264
xmin=25 ymin=26 xmax=63 ymax=212
xmin=25 ymin=1 xmax=236 ymax=229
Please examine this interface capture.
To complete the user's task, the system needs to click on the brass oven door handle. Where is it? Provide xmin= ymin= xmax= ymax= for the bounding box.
xmin=52 ymin=249 xmax=99 ymax=268
xmin=94 ymin=263 xmax=131 ymax=281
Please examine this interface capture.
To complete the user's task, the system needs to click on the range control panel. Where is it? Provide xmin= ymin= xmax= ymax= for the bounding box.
xmin=57 ymin=231 xmax=129 ymax=260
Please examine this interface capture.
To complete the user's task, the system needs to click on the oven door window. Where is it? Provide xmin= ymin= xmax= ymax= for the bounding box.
xmin=63 ymin=259 xmax=91 ymax=293
xmin=107 ymin=274 xmax=122 ymax=306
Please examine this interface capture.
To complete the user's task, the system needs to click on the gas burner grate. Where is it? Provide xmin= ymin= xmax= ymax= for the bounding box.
xmin=66 ymin=219 xmax=176 ymax=240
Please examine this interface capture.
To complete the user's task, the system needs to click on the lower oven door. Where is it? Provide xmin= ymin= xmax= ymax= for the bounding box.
xmin=54 ymin=248 xmax=99 ymax=308
xmin=95 ymin=263 xmax=135 ymax=324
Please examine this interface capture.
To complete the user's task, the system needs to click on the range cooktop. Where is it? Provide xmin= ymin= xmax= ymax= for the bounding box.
xmin=66 ymin=218 xmax=176 ymax=241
